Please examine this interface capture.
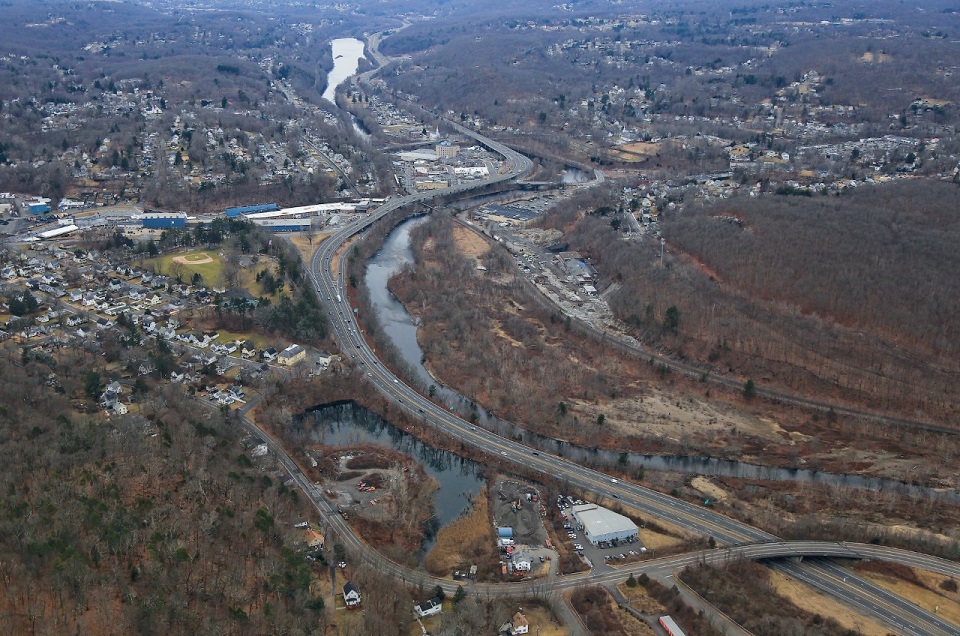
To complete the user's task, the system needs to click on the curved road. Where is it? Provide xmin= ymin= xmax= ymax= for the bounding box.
xmin=270 ymin=37 xmax=960 ymax=634
xmin=292 ymin=122 xmax=960 ymax=635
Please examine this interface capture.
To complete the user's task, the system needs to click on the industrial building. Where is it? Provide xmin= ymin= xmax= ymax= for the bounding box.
xmin=225 ymin=203 xmax=278 ymax=217
xmin=38 ymin=224 xmax=79 ymax=240
xmin=142 ymin=212 xmax=187 ymax=229
xmin=570 ymin=503 xmax=638 ymax=545
xmin=26 ymin=200 xmax=51 ymax=215
xmin=250 ymin=218 xmax=312 ymax=232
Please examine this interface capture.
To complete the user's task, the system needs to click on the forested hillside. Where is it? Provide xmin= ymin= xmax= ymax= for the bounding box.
xmin=0 ymin=353 xmax=326 ymax=634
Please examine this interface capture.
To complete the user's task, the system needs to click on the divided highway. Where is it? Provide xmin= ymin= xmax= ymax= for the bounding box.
xmin=295 ymin=123 xmax=957 ymax=635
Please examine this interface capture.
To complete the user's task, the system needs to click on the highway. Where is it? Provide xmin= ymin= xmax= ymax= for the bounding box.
xmin=290 ymin=120 xmax=960 ymax=635
xmin=230 ymin=377 xmax=960 ymax=634
xmin=270 ymin=35 xmax=960 ymax=633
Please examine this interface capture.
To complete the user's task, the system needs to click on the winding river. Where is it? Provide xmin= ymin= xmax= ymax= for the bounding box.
xmin=363 ymin=216 xmax=960 ymax=504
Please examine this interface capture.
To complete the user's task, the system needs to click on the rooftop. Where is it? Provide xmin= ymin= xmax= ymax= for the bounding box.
xmin=571 ymin=503 xmax=637 ymax=536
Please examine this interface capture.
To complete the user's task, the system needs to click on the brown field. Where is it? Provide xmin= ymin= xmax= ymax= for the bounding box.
xmin=452 ymin=223 xmax=489 ymax=263
xmin=769 ymin=570 xmax=889 ymax=636
xmin=286 ymin=232 xmax=330 ymax=262
xmin=610 ymin=141 xmax=662 ymax=163
xmin=424 ymin=486 xmax=493 ymax=576
xmin=569 ymin=586 xmax=655 ymax=636
xmin=854 ymin=564 xmax=960 ymax=628
xmin=616 ymin=583 xmax=667 ymax=615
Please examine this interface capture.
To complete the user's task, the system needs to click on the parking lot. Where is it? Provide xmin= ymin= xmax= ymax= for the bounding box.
xmin=555 ymin=494 xmax=647 ymax=571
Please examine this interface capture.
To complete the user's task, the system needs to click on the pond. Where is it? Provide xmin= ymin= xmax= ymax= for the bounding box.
xmin=305 ymin=401 xmax=486 ymax=558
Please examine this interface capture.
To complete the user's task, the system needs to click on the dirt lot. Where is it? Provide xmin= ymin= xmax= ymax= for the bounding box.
xmin=316 ymin=447 xmax=435 ymax=526
xmin=492 ymin=479 xmax=549 ymax=547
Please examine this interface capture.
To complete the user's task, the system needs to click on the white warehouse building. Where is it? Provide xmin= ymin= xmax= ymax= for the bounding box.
xmin=571 ymin=503 xmax=638 ymax=545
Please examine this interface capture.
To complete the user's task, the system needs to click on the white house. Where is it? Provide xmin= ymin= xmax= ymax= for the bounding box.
xmin=342 ymin=582 xmax=361 ymax=608
xmin=414 ymin=598 xmax=442 ymax=618
xmin=500 ymin=611 xmax=529 ymax=635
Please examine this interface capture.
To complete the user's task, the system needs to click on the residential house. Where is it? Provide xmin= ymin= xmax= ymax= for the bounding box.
xmin=499 ymin=611 xmax=530 ymax=636
xmin=304 ymin=528 xmax=325 ymax=549
xmin=342 ymin=582 xmax=362 ymax=608
xmin=262 ymin=347 xmax=278 ymax=362
xmin=278 ymin=344 xmax=306 ymax=366
xmin=138 ymin=360 xmax=155 ymax=376
xmin=240 ymin=340 xmax=257 ymax=359
xmin=414 ymin=598 xmax=443 ymax=618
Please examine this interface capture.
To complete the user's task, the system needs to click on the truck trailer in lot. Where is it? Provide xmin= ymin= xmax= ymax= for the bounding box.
xmin=659 ymin=615 xmax=687 ymax=636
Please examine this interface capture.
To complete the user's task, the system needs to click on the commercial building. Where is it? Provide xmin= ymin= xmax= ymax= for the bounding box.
xmin=250 ymin=218 xmax=311 ymax=232
xmin=142 ymin=212 xmax=187 ymax=229
xmin=570 ymin=503 xmax=638 ymax=545
xmin=435 ymin=140 xmax=460 ymax=159
xmin=225 ymin=203 xmax=278 ymax=217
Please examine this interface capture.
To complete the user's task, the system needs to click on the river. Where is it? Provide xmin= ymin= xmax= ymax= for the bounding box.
xmin=363 ymin=216 xmax=960 ymax=504
xmin=322 ymin=37 xmax=365 ymax=103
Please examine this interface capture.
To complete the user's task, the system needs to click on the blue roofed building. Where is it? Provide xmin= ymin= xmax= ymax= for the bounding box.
xmin=142 ymin=212 xmax=187 ymax=229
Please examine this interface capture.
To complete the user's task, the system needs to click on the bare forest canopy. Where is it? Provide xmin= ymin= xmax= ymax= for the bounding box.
xmin=538 ymin=179 xmax=960 ymax=422
xmin=0 ymin=353 xmax=325 ymax=634
xmin=666 ymin=180 xmax=960 ymax=362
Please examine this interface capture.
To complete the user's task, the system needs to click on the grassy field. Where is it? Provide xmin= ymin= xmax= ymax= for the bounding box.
xmin=144 ymin=249 xmax=224 ymax=286
xmin=208 ymin=329 xmax=273 ymax=350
